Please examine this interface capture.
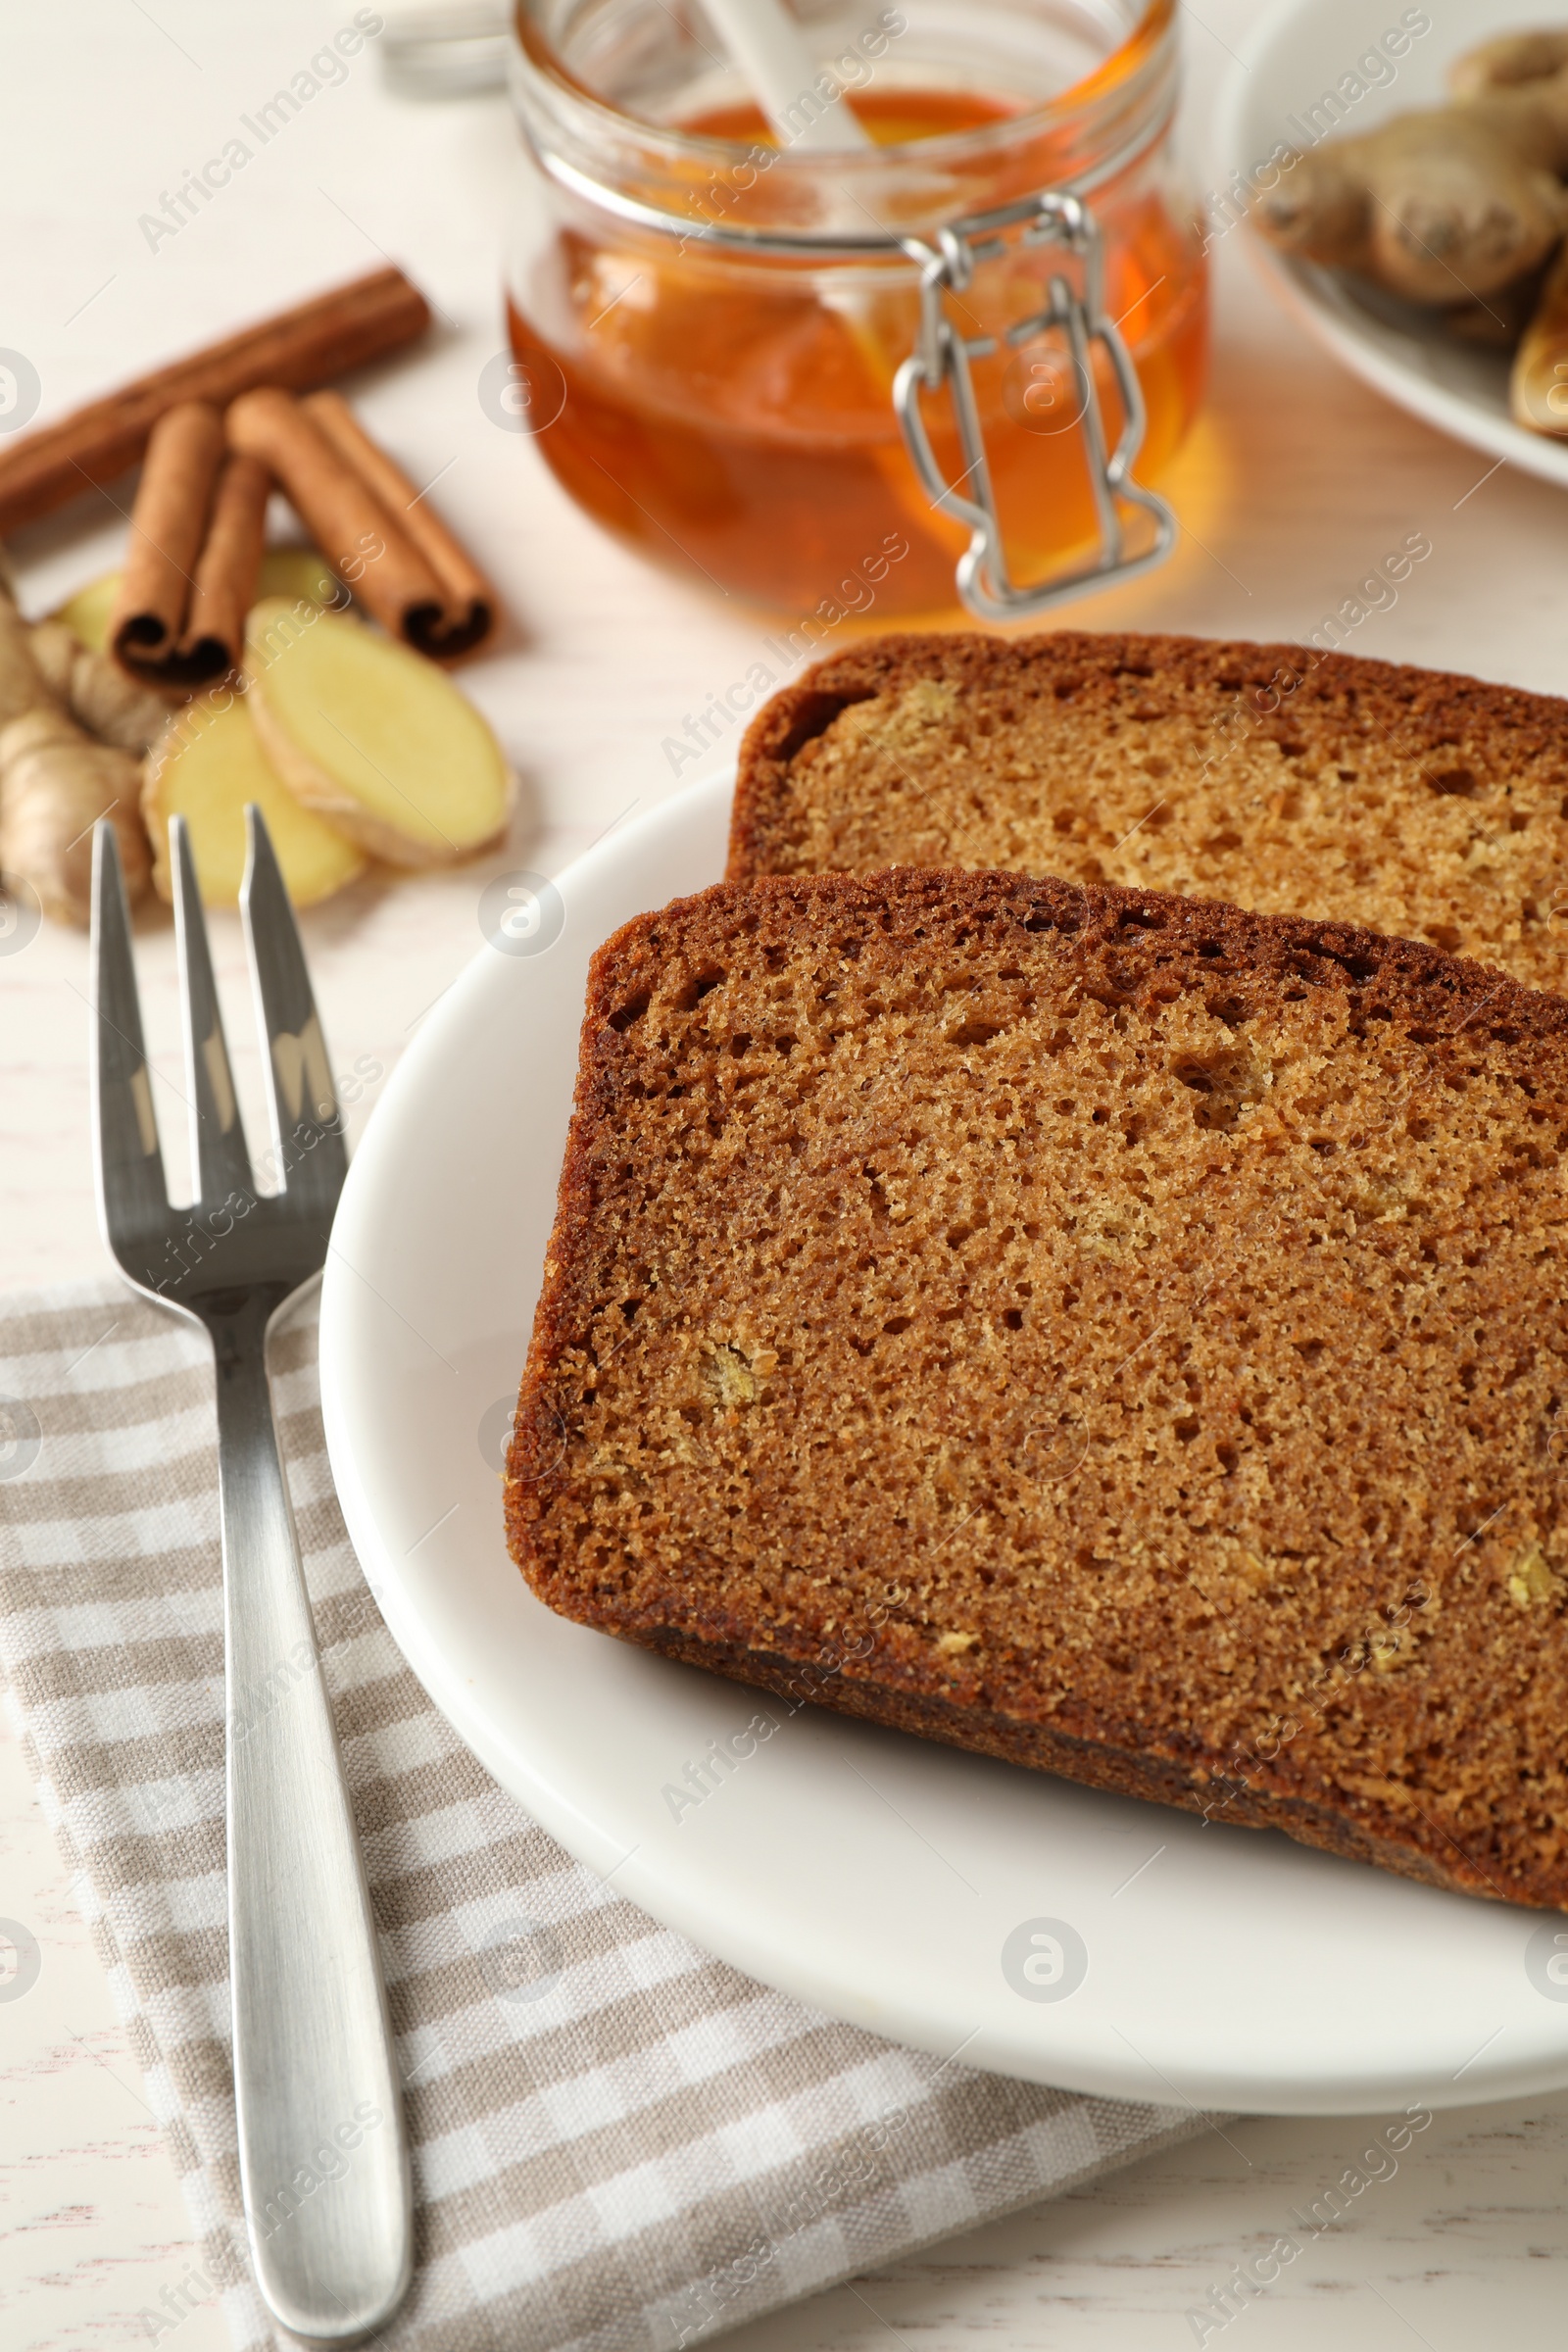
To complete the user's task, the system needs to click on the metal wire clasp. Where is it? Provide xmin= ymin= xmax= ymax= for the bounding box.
xmin=894 ymin=189 xmax=1177 ymax=622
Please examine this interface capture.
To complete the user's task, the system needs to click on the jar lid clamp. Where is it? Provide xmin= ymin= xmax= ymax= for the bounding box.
xmin=895 ymin=190 xmax=1176 ymax=619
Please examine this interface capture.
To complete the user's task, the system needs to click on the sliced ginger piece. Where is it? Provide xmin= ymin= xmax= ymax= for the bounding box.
xmin=50 ymin=569 xmax=121 ymax=657
xmin=142 ymin=689 xmax=366 ymax=907
xmin=243 ymin=597 xmax=511 ymax=866
xmin=256 ymin=547 xmax=343 ymax=611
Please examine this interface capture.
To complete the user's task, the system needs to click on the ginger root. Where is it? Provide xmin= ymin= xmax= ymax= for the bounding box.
xmin=1449 ymin=30 xmax=1568 ymax=100
xmin=1253 ymin=85 xmax=1568 ymax=305
xmin=0 ymin=704 xmax=151 ymax=925
xmin=28 ymin=618 xmax=168 ymax=754
xmin=0 ymin=583 xmax=49 ymax=733
xmin=1443 ymin=268 xmax=1551 ymax=346
xmin=0 ymin=587 xmax=152 ymax=924
xmin=1251 ymin=28 xmax=1568 ymax=436
xmin=26 ymin=617 xmax=88 ymax=702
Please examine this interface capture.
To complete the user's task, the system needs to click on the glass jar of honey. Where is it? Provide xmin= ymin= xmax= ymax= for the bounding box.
xmin=506 ymin=0 xmax=1205 ymax=619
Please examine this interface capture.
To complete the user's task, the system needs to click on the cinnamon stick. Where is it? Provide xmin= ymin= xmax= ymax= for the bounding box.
xmin=303 ymin=390 xmax=497 ymax=658
xmin=109 ymin=403 xmax=227 ymax=686
xmin=0 ymin=267 xmax=429 ymax=534
xmin=227 ymin=388 xmax=494 ymax=662
xmin=180 ymin=454 xmax=271 ymax=678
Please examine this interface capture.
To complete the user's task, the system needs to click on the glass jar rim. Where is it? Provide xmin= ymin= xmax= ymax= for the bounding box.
xmin=511 ymin=0 xmax=1175 ymax=173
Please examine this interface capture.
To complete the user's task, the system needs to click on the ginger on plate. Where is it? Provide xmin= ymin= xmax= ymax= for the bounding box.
xmin=1250 ymin=25 xmax=1568 ymax=438
xmin=1251 ymin=80 xmax=1568 ymax=305
xmin=243 ymin=597 xmax=511 ymax=866
xmin=1449 ymin=29 xmax=1568 ymax=99
xmin=142 ymin=689 xmax=366 ymax=907
xmin=1509 ymin=237 xmax=1568 ymax=428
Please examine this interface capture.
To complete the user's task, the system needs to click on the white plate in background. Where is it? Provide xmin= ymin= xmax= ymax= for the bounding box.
xmin=1217 ymin=0 xmax=1568 ymax=489
xmin=318 ymin=773 xmax=1568 ymax=2116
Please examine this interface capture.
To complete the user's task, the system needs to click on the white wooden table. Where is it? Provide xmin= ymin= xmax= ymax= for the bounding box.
xmin=3 ymin=3 xmax=1567 ymax=2344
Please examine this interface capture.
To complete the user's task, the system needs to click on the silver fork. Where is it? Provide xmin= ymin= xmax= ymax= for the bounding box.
xmin=91 ymin=809 xmax=412 ymax=2347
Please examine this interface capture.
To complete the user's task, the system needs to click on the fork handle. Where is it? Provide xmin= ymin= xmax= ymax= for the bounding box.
xmin=213 ymin=1298 xmax=412 ymax=2345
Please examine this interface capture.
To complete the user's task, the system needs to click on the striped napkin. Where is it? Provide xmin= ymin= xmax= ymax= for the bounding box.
xmin=0 ymin=1280 xmax=1211 ymax=2352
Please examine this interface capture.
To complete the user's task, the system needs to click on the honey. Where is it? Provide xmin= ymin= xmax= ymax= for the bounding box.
xmin=508 ymin=5 xmax=1205 ymax=616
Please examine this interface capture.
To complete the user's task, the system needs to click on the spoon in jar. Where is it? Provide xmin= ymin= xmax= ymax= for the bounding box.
xmin=699 ymin=0 xmax=875 ymax=151
xmin=698 ymin=0 xmax=957 ymax=545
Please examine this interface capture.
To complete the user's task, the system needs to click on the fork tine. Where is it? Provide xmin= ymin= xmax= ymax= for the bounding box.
xmin=172 ymin=817 xmax=254 ymax=1211
xmin=240 ymin=806 xmax=348 ymax=1210
xmin=90 ymin=821 xmax=170 ymax=1253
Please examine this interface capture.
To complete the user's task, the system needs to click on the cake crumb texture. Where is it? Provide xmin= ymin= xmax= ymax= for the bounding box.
xmin=727 ymin=630 xmax=1568 ymax=993
xmin=507 ymin=868 xmax=1568 ymax=1910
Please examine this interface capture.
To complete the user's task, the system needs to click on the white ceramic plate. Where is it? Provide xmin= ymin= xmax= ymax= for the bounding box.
xmin=1217 ymin=0 xmax=1568 ymax=489
xmin=319 ymin=773 xmax=1568 ymax=2116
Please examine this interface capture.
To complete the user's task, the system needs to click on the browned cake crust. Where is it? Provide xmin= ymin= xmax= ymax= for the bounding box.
xmin=726 ymin=630 xmax=1568 ymax=993
xmin=507 ymin=868 xmax=1568 ymax=1910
